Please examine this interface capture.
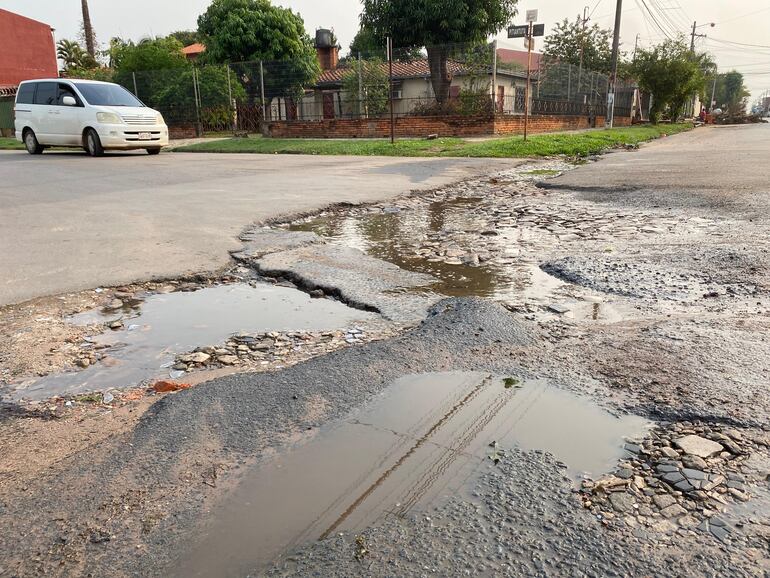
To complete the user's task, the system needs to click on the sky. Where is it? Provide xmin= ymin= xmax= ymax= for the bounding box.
xmin=5 ymin=0 xmax=770 ymax=101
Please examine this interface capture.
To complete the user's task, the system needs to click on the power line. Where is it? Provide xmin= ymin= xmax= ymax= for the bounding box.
xmin=714 ymin=6 xmax=770 ymax=25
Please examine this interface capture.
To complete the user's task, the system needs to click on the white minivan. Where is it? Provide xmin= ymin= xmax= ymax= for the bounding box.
xmin=14 ymin=79 xmax=169 ymax=156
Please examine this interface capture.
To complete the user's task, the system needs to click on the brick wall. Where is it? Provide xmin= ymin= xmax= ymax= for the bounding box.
xmin=265 ymin=114 xmax=632 ymax=139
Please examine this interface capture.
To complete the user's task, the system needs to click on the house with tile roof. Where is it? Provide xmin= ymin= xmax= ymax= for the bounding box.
xmin=289 ymin=38 xmax=533 ymax=121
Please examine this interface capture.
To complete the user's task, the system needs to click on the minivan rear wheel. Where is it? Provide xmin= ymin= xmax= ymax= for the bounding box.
xmin=146 ymin=148 xmax=161 ymax=155
xmin=84 ymin=128 xmax=105 ymax=157
xmin=23 ymin=130 xmax=44 ymax=155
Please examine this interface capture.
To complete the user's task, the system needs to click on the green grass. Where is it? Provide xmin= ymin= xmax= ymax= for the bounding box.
xmin=0 ymin=137 xmax=24 ymax=150
xmin=174 ymin=124 xmax=693 ymax=158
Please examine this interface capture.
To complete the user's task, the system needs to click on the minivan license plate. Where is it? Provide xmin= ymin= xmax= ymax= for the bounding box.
xmin=138 ymin=132 xmax=152 ymax=140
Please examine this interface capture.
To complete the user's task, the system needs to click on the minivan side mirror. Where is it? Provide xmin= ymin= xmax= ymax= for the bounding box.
xmin=62 ymin=96 xmax=77 ymax=106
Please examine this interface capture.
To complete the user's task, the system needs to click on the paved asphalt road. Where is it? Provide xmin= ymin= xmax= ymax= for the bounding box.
xmin=548 ymin=123 xmax=770 ymax=198
xmin=0 ymin=151 xmax=513 ymax=306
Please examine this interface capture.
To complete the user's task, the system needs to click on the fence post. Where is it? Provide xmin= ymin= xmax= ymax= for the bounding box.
xmin=132 ymin=72 xmax=138 ymax=97
xmin=387 ymin=37 xmax=395 ymax=145
xmin=357 ymin=52 xmax=363 ymax=119
xmin=259 ymin=61 xmax=267 ymax=125
xmin=192 ymin=67 xmax=202 ymax=137
xmin=491 ymin=39 xmax=498 ymax=112
xmin=567 ymin=65 xmax=572 ymax=100
xmin=227 ymin=64 xmax=237 ymax=132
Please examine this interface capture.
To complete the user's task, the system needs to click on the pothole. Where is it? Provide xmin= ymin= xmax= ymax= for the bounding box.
xmin=7 ymin=282 xmax=377 ymax=401
xmin=172 ymin=372 xmax=649 ymax=577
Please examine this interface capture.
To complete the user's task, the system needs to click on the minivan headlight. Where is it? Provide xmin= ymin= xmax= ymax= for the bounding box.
xmin=97 ymin=112 xmax=123 ymax=124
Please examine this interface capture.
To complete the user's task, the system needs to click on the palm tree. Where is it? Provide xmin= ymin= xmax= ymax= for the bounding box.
xmin=81 ymin=0 xmax=96 ymax=57
xmin=57 ymin=39 xmax=86 ymax=69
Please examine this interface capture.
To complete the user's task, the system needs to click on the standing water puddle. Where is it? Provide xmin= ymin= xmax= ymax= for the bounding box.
xmin=289 ymin=197 xmax=563 ymax=305
xmin=10 ymin=283 xmax=374 ymax=401
xmin=175 ymin=372 xmax=649 ymax=577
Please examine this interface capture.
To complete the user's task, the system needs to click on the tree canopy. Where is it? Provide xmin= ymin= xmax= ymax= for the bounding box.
xmin=168 ymin=30 xmax=202 ymax=48
xmin=709 ymin=71 xmax=750 ymax=114
xmin=197 ymin=0 xmax=319 ymax=102
xmin=632 ymin=38 xmax=714 ymax=122
xmin=360 ymin=0 xmax=518 ymax=103
xmin=543 ymin=18 xmax=614 ymax=74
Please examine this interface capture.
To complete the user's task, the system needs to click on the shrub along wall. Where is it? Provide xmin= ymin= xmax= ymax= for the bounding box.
xmin=264 ymin=114 xmax=632 ymax=139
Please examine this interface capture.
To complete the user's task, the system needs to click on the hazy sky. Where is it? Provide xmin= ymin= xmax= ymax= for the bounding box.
xmin=6 ymin=0 xmax=770 ymax=99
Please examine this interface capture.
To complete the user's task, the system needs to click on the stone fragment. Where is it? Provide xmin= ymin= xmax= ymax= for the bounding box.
xmin=682 ymin=455 xmax=708 ymax=470
xmin=662 ymin=472 xmax=685 ymax=484
xmin=681 ymin=468 xmax=707 ymax=481
xmin=609 ymin=492 xmax=635 ymax=513
xmin=674 ymin=435 xmax=724 ymax=459
xmin=660 ymin=504 xmax=687 ymax=518
xmin=189 ymin=352 xmax=211 ymax=364
xmin=217 ymin=355 xmax=240 ymax=365
xmin=674 ymin=480 xmax=695 ymax=492
xmin=652 ymin=494 xmax=677 ymax=509
xmin=660 ymin=447 xmax=679 ymax=459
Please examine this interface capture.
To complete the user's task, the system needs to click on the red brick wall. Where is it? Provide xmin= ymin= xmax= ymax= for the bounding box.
xmin=266 ymin=114 xmax=632 ymax=139
xmin=0 ymin=9 xmax=58 ymax=87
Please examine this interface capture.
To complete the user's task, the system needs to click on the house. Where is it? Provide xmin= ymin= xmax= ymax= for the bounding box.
xmin=496 ymin=48 xmax=542 ymax=72
xmin=0 ymin=9 xmax=58 ymax=134
xmin=281 ymin=31 xmax=533 ymax=121
xmin=0 ymin=9 xmax=57 ymax=92
xmin=182 ymin=43 xmax=206 ymax=61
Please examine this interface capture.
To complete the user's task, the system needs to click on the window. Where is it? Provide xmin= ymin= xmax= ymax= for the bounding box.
xmin=34 ymin=82 xmax=57 ymax=105
xmin=16 ymin=83 xmax=35 ymax=105
xmin=73 ymin=83 xmax=143 ymax=107
xmin=57 ymin=83 xmax=80 ymax=106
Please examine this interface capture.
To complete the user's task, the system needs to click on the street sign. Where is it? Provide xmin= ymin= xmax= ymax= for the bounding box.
xmin=508 ymin=24 xmax=529 ymax=38
xmin=508 ymin=23 xmax=545 ymax=38
xmin=526 ymin=9 xmax=538 ymax=22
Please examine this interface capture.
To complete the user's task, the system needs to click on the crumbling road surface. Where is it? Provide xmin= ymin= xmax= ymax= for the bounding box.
xmin=1 ymin=125 xmax=769 ymax=577
xmin=0 ymin=151 xmax=512 ymax=306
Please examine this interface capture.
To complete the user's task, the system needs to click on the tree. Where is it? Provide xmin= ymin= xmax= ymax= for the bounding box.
xmin=81 ymin=0 xmax=96 ymax=57
xmin=155 ymin=66 xmax=246 ymax=127
xmin=341 ymin=59 xmax=389 ymax=117
xmin=632 ymin=39 xmax=712 ymax=122
xmin=168 ymin=30 xmax=202 ymax=47
xmin=543 ymin=17 xmax=614 ymax=74
xmin=348 ymin=26 xmax=423 ymax=60
xmin=57 ymin=39 xmax=97 ymax=70
xmin=197 ymin=0 xmax=320 ymax=103
xmin=360 ymin=0 xmax=518 ymax=104
xmin=709 ymin=71 xmax=750 ymax=114
xmin=110 ymin=37 xmax=189 ymax=107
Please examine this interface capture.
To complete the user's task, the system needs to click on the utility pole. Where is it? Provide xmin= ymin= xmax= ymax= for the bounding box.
xmin=633 ymin=33 xmax=640 ymax=62
xmin=606 ymin=0 xmax=622 ymax=128
xmin=524 ymin=21 xmax=533 ymax=141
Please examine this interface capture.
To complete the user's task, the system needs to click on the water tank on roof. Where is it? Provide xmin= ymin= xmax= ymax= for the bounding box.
xmin=316 ymin=28 xmax=334 ymax=48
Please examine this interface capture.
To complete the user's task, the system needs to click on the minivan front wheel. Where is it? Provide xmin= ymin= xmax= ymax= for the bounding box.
xmin=23 ymin=130 xmax=44 ymax=155
xmin=84 ymin=128 xmax=105 ymax=157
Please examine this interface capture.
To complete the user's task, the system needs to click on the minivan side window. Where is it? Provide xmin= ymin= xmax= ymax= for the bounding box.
xmin=34 ymin=82 xmax=57 ymax=105
xmin=57 ymin=83 xmax=81 ymax=106
xmin=16 ymin=83 xmax=35 ymax=105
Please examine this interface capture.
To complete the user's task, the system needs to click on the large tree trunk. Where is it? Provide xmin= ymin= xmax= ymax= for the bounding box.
xmin=81 ymin=0 xmax=96 ymax=57
xmin=426 ymin=45 xmax=451 ymax=104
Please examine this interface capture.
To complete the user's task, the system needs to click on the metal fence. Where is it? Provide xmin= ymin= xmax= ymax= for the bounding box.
xmin=107 ymin=41 xmax=637 ymax=134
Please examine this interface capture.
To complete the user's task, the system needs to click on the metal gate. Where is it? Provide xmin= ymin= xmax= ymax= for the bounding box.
xmin=0 ymin=97 xmax=14 ymax=135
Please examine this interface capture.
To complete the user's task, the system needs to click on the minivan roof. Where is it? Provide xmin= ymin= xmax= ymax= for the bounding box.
xmin=19 ymin=79 xmax=116 ymax=85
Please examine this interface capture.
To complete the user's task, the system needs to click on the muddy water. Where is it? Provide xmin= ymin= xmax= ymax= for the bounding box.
xmin=10 ymin=283 xmax=374 ymax=401
xmin=175 ymin=372 xmax=649 ymax=577
xmin=289 ymin=198 xmax=561 ymax=304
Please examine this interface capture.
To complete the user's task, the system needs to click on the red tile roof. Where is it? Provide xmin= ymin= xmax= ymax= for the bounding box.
xmin=182 ymin=43 xmax=206 ymax=56
xmin=317 ymin=58 xmax=525 ymax=86
xmin=497 ymin=48 xmax=542 ymax=71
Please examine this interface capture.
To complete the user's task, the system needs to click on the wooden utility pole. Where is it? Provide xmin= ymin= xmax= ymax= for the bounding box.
xmin=577 ymin=7 xmax=589 ymax=95
xmin=606 ymin=0 xmax=622 ymax=128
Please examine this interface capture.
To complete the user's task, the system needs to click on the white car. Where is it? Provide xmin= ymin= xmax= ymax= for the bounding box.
xmin=14 ymin=79 xmax=169 ymax=156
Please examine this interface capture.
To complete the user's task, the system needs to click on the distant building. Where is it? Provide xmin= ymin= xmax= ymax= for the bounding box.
xmin=496 ymin=48 xmax=543 ymax=72
xmin=0 ymin=8 xmax=58 ymax=95
xmin=181 ymin=43 xmax=206 ymax=61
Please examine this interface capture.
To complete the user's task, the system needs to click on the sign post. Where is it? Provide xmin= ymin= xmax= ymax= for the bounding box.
xmin=509 ymin=11 xmax=544 ymax=141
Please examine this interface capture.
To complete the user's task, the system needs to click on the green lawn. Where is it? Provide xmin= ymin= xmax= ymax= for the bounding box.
xmin=174 ymin=124 xmax=693 ymax=158
xmin=0 ymin=137 xmax=24 ymax=150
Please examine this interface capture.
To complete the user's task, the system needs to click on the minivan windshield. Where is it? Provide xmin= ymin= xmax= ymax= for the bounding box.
xmin=73 ymin=83 xmax=144 ymax=107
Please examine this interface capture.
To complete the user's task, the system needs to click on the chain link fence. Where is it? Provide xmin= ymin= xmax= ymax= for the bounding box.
xmin=111 ymin=41 xmax=639 ymax=135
